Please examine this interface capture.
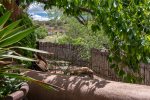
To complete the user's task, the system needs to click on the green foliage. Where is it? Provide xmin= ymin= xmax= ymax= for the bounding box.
xmin=16 ymin=13 xmax=37 ymax=66
xmin=34 ymin=25 xmax=48 ymax=39
xmin=58 ymin=16 xmax=109 ymax=59
xmin=0 ymin=3 xmax=5 ymax=14
xmin=0 ymin=3 xmax=37 ymax=66
xmin=0 ymin=11 xmax=35 ymax=61
xmin=0 ymin=11 xmax=33 ymax=98
xmin=0 ymin=11 xmax=53 ymax=98
xmin=94 ymin=0 xmax=150 ymax=83
xmin=58 ymin=36 xmax=84 ymax=45
xmin=0 ymin=76 xmax=25 ymax=99
xmin=47 ymin=6 xmax=63 ymax=20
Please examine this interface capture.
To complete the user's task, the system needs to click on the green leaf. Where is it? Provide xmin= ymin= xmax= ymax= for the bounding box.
xmin=110 ymin=64 xmax=116 ymax=68
xmin=0 ymin=20 xmax=21 ymax=39
xmin=3 ymin=25 xmax=26 ymax=38
xmin=1 ymin=54 xmax=36 ymax=61
xmin=91 ymin=24 xmax=100 ymax=32
xmin=0 ymin=11 xmax=11 ymax=29
xmin=118 ymin=69 xmax=125 ymax=77
xmin=0 ymin=73 xmax=57 ymax=91
xmin=0 ymin=27 xmax=34 ymax=48
xmin=113 ymin=0 xmax=118 ymax=8
xmin=108 ymin=0 xmax=113 ymax=8
xmin=108 ymin=56 xmax=113 ymax=62
xmin=13 ymin=47 xmax=52 ymax=54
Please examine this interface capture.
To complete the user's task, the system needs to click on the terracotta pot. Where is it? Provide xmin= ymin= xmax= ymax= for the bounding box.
xmin=5 ymin=83 xmax=29 ymax=100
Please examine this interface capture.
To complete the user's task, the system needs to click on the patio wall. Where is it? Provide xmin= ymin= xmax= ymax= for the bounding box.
xmin=24 ymin=70 xmax=150 ymax=100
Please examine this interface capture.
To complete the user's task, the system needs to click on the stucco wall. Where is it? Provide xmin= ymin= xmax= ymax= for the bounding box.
xmin=24 ymin=70 xmax=150 ymax=100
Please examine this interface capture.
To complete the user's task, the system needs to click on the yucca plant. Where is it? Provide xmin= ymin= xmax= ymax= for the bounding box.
xmin=0 ymin=11 xmax=57 ymax=98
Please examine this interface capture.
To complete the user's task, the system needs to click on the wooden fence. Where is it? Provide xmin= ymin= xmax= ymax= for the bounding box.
xmin=90 ymin=48 xmax=119 ymax=81
xmin=37 ymin=42 xmax=150 ymax=85
xmin=37 ymin=42 xmax=89 ymax=66
xmin=91 ymin=48 xmax=150 ymax=85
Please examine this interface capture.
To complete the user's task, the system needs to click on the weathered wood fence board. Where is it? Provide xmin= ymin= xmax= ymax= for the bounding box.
xmin=140 ymin=64 xmax=150 ymax=85
xmin=37 ymin=42 xmax=89 ymax=66
xmin=37 ymin=42 xmax=150 ymax=85
xmin=91 ymin=48 xmax=150 ymax=84
xmin=91 ymin=48 xmax=119 ymax=81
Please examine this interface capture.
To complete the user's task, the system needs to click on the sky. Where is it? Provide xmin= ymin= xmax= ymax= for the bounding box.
xmin=27 ymin=2 xmax=50 ymax=21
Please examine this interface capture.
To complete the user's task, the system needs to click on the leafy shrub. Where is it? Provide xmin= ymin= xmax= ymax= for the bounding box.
xmin=34 ymin=26 xmax=48 ymax=39
xmin=58 ymin=16 xmax=109 ymax=59
xmin=0 ymin=76 xmax=24 ymax=99
xmin=58 ymin=35 xmax=84 ymax=45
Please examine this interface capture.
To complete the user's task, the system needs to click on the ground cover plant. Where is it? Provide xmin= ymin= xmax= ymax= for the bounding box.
xmin=0 ymin=75 xmax=24 ymax=99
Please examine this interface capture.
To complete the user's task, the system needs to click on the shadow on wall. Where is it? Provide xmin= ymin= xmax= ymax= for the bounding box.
xmin=24 ymin=70 xmax=110 ymax=100
xmin=46 ymin=75 xmax=110 ymax=100
xmin=24 ymin=70 xmax=150 ymax=100
xmin=44 ymin=75 xmax=109 ymax=93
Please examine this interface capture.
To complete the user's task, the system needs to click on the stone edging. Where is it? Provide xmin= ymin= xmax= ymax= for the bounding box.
xmin=5 ymin=83 xmax=29 ymax=100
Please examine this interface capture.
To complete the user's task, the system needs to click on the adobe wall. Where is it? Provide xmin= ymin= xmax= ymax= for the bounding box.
xmin=24 ymin=70 xmax=150 ymax=100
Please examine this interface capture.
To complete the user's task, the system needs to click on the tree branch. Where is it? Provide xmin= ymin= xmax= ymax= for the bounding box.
xmin=76 ymin=16 xmax=86 ymax=25
xmin=79 ymin=7 xmax=94 ymax=14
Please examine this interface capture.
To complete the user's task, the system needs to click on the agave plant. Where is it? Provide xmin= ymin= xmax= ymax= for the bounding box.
xmin=0 ymin=11 xmax=57 ymax=98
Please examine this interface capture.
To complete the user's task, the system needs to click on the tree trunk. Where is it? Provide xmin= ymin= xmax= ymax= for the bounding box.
xmin=2 ymin=0 xmax=22 ymax=20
